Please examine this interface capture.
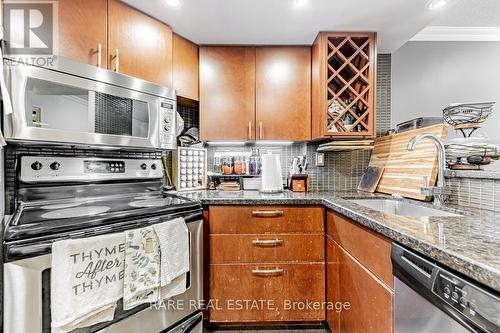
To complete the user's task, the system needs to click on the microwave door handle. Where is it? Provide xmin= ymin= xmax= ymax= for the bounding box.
xmin=0 ymin=43 xmax=12 ymax=145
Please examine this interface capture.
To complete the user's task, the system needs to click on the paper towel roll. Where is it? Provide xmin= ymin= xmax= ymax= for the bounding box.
xmin=260 ymin=153 xmax=283 ymax=193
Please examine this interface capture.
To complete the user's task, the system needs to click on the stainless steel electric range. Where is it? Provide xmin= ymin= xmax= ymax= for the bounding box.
xmin=3 ymin=155 xmax=204 ymax=333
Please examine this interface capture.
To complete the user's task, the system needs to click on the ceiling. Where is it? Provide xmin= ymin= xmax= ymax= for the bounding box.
xmin=122 ymin=0 xmax=499 ymax=53
xmin=430 ymin=0 xmax=500 ymax=27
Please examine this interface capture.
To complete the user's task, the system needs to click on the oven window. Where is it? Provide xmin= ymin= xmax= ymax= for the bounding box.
xmin=25 ymin=78 xmax=150 ymax=138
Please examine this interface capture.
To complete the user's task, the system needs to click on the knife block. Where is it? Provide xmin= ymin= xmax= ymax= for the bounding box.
xmin=287 ymin=174 xmax=308 ymax=192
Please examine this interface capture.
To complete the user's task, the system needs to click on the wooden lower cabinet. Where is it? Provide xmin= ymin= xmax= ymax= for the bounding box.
xmin=209 ymin=263 xmax=325 ymax=322
xmin=208 ymin=205 xmax=325 ymax=324
xmin=326 ymin=235 xmax=340 ymax=332
xmin=210 ymin=234 xmax=325 ymax=264
xmin=327 ymin=227 xmax=394 ymax=333
xmin=209 ymin=205 xmax=324 ymax=234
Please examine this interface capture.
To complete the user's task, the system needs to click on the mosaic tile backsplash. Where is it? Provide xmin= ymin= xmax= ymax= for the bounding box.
xmin=445 ymin=177 xmax=500 ymax=212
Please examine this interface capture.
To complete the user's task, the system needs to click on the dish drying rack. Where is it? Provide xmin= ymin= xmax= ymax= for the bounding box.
xmin=442 ymin=102 xmax=495 ymax=137
xmin=445 ymin=141 xmax=499 ymax=170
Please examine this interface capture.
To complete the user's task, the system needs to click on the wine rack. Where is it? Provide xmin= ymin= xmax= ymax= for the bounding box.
xmin=312 ymin=32 xmax=376 ymax=139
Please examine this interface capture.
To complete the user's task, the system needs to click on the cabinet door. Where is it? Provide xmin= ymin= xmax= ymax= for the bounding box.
xmin=199 ymin=46 xmax=256 ymax=141
xmin=58 ymin=0 xmax=107 ymax=67
xmin=326 ymin=235 xmax=340 ymax=333
xmin=337 ymin=242 xmax=393 ymax=333
xmin=255 ymin=46 xmax=311 ymax=141
xmin=210 ymin=263 xmax=325 ymax=322
xmin=173 ymin=33 xmax=199 ymax=101
xmin=108 ymin=0 xmax=173 ymax=87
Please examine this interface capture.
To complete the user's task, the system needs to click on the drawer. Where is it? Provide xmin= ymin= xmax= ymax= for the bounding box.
xmin=209 ymin=205 xmax=324 ymax=234
xmin=327 ymin=210 xmax=393 ymax=288
xmin=209 ymin=263 xmax=325 ymax=322
xmin=210 ymin=234 xmax=325 ymax=264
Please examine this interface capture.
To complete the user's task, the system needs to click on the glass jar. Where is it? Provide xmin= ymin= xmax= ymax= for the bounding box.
xmin=234 ymin=156 xmax=246 ymax=175
xmin=222 ymin=156 xmax=234 ymax=175
xmin=249 ymin=155 xmax=260 ymax=175
xmin=213 ymin=154 xmax=222 ymax=174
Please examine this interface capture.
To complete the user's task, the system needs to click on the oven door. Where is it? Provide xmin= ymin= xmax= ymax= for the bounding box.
xmin=3 ymin=219 xmax=203 ymax=333
xmin=3 ymin=62 xmax=169 ymax=149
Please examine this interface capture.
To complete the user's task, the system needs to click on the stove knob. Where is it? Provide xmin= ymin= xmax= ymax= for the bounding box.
xmin=151 ymin=163 xmax=157 ymax=170
xmin=140 ymin=163 xmax=148 ymax=170
xmin=50 ymin=162 xmax=61 ymax=171
xmin=31 ymin=161 xmax=43 ymax=171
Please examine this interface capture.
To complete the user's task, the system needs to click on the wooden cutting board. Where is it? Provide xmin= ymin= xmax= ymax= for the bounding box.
xmin=369 ymin=124 xmax=448 ymax=201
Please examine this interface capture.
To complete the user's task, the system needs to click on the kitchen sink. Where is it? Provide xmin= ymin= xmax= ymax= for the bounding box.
xmin=350 ymin=199 xmax=461 ymax=217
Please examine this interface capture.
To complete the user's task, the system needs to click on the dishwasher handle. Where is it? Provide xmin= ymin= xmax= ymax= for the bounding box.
xmin=391 ymin=242 xmax=438 ymax=291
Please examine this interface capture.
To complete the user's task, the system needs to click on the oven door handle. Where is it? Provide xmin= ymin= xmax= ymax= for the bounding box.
xmin=5 ymin=210 xmax=203 ymax=260
xmin=7 ymin=243 xmax=52 ymax=258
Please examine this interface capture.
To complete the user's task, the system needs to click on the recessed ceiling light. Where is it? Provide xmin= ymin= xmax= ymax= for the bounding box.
xmin=426 ymin=0 xmax=447 ymax=10
xmin=295 ymin=0 xmax=308 ymax=8
xmin=166 ymin=0 xmax=181 ymax=7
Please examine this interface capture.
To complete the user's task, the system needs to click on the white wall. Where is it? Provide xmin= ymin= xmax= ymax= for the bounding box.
xmin=392 ymin=41 xmax=500 ymax=170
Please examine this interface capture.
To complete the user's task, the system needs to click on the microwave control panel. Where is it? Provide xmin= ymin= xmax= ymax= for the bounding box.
xmin=159 ymin=100 xmax=176 ymax=149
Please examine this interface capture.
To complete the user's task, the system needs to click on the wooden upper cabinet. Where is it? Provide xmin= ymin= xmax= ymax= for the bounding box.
xmin=108 ymin=0 xmax=173 ymax=87
xmin=173 ymin=33 xmax=199 ymax=101
xmin=57 ymin=0 xmax=108 ymax=67
xmin=199 ymin=46 xmax=256 ymax=141
xmin=256 ymin=46 xmax=311 ymax=141
xmin=312 ymin=32 xmax=377 ymax=139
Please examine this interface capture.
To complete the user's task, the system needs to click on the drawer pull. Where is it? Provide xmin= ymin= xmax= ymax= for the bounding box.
xmin=251 ymin=210 xmax=284 ymax=218
xmin=252 ymin=239 xmax=284 ymax=246
xmin=252 ymin=267 xmax=284 ymax=276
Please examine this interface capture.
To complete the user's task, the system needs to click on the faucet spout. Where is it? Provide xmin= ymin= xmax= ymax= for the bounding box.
xmin=407 ymin=133 xmax=447 ymax=205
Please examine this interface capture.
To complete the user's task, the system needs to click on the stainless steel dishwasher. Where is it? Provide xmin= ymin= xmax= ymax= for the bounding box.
xmin=392 ymin=243 xmax=500 ymax=333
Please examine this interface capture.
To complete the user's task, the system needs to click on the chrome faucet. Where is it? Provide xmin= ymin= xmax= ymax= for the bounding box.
xmin=407 ymin=133 xmax=446 ymax=206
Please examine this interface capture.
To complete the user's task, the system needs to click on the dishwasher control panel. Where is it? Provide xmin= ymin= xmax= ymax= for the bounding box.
xmin=433 ymin=271 xmax=500 ymax=332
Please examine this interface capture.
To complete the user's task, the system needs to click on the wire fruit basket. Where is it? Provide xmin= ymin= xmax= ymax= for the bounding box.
xmin=443 ymin=102 xmax=495 ymax=137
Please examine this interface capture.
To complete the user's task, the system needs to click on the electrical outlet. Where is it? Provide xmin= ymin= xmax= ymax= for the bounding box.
xmin=315 ymin=153 xmax=325 ymax=167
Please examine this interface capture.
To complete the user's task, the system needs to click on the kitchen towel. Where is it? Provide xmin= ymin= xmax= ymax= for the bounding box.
xmin=51 ymin=232 xmax=126 ymax=333
xmin=153 ymin=217 xmax=190 ymax=287
xmin=123 ymin=218 xmax=190 ymax=310
xmin=123 ymin=227 xmax=161 ymax=310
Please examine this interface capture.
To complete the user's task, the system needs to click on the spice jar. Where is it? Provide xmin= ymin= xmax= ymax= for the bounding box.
xmin=249 ymin=155 xmax=260 ymax=175
xmin=234 ymin=156 xmax=246 ymax=175
xmin=213 ymin=154 xmax=222 ymax=174
xmin=222 ymin=156 xmax=234 ymax=175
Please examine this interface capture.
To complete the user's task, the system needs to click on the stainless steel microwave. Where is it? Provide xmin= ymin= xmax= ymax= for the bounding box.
xmin=1 ymin=56 xmax=177 ymax=150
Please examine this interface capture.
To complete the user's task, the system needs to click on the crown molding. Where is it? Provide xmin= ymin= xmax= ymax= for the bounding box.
xmin=411 ymin=26 xmax=500 ymax=42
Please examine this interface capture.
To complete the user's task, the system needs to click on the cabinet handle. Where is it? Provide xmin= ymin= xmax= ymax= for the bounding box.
xmin=114 ymin=48 xmax=120 ymax=72
xmin=251 ymin=210 xmax=284 ymax=218
xmin=252 ymin=239 xmax=284 ymax=246
xmin=97 ymin=43 xmax=102 ymax=67
xmin=259 ymin=122 xmax=263 ymax=140
xmin=248 ymin=121 xmax=252 ymax=140
xmin=252 ymin=267 xmax=284 ymax=276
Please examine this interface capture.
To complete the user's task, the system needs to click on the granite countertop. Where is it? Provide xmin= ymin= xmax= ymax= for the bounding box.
xmin=177 ymin=190 xmax=500 ymax=293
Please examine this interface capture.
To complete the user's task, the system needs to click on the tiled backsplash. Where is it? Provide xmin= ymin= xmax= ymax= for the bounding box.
xmin=445 ymin=176 xmax=500 ymax=212
xmin=206 ymin=143 xmax=307 ymax=182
